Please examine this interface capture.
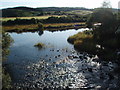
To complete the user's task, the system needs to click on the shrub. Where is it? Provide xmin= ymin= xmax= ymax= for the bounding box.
xmin=68 ymin=30 xmax=96 ymax=54
xmin=67 ymin=30 xmax=93 ymax=44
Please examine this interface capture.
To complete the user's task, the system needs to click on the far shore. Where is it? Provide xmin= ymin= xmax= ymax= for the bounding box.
xmin=2 ymin=22 xmax=86 ymax=32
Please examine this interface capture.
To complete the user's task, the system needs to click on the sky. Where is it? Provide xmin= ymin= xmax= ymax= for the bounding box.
xmin=0 ymin=0 xmax=119 ymax=9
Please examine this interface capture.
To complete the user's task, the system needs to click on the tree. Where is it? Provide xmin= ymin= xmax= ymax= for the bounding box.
xmin=87 ymin=7 xmax=117 ymax=40
xmin=102 ymin=0 xmax=112 ymax=8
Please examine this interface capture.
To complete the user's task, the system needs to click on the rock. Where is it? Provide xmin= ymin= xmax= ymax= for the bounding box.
xmin=83 ymin=57 xmax=87 ymax=59
xmin=58 ymin=55 xmax=61 ymax=57
xmin=95 ymin=86 xmax=101 ymax=89
xmin=68 ymin=55 xmax=73 ymax=59
xmin=87 ymin=68 xmax=93 ymax=73
xmin=92 ymin=59 xmax=98 ymax=62
xmin=73 ymin=55 xmax=79 ymax=58
xmin=49 ymin=58 xmax=52 ymax=61
xmin=26 ymin=74 xmax=30 ymax=78
xmin=55 ymin=56 xmax=57 ymax=58
xmin=89 ymin=55 xmax=93 ymax=58
xmin=79 ymin=56 xmax=83 ymax=59
xmin=57 ymin=49 xmax=60 ymax=52
xmin=35 ymin=84 xmax=38 ymax=88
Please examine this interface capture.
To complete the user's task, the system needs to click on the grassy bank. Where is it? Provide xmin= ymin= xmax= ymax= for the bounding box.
xmin=2 ymin=22 xmax=86 ymax=32
xmin=67 ymin=30 xmax=119 ymax=60
xmin=67 ymin=30 xmax=97 ymax=54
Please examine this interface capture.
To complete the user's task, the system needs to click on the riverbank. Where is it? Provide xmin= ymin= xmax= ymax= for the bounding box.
xmin=2 ymin=22 xmax=86 ymax=32
xmin=67 ymin=30 xmax=97 ymax=54
xmin=67 ymin=29 xmax=120 ymax=61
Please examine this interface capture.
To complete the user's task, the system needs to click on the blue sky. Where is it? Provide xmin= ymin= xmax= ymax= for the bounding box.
xmin=0 ymin=0 xmax=119 ymax=9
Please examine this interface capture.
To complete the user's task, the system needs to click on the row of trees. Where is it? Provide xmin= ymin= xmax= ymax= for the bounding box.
xmin=3 ymin=16 xmax=88 ymax=25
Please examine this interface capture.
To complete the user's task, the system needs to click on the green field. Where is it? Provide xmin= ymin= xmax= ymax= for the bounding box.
xmin=1 ymin=15 xmax=66 ymax=21
xmin=66 ymin=10 xmax=92 ymax=15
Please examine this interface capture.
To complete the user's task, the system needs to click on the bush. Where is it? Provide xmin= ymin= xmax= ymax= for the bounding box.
xmin=2 ymin=31 xmax=13 ymax=60
xmin=68 ymin=30 xmax=97 ymax=54
xmin=67 ymin=30 xmax=93 ymax=44
xmin=2 ymin=68 xmax=12 ymax=89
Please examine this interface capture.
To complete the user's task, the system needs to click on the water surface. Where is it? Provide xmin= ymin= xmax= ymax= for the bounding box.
xmin=4 ymin=28 xmax=119 ymax=89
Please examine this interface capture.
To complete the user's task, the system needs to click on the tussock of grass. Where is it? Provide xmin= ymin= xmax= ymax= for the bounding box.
xmin=34 ymin=43 xmax=45 ymax=49
xmin=68 ymin=30 xmax=93 ymax=44
xmin=68 ymin=30 xmax=97 ymax=54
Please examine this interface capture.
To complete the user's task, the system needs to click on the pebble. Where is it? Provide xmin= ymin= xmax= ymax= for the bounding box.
xmin=49 ymin=58 xmax=52 ymax=60
xmin=57 ymin=49 xmax=60 ymax=52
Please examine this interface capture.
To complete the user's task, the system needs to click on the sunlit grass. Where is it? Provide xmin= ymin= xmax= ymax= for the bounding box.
xmin=67 ymin=30 xmax=97 ymax=53
xmin=68 ymin=30 xmax=93 ymax=44
xmin=2 ymin=24 xmax=38 ymax=31
xmin=1 ymin=15 xmax=66 ymax=21
xmin=34 ymin=42 xmax=45 ymax=49
xmin=66 ymin=10 xmax=92 ymax=15
xmin=2 ymin=22 xmax=86 ymax=32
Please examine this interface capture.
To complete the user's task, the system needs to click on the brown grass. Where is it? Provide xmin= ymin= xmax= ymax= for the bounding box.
xmin=2 ymin=22 xmax=86 ymax=32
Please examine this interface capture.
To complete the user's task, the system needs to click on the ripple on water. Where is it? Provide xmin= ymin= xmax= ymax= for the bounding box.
xmin=11 ymin=53 xmax=119 ymax=89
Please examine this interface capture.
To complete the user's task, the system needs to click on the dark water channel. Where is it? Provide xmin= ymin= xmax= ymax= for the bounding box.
xmin=3 ymin=28 xmax=119 ymax=89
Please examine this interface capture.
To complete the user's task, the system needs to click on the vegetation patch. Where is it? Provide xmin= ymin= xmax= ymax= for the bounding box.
xmin=67 ymin=30 xmax=96 ymax=54
xmin=68 ymin=7 xmax=120 ymax=61
xmin=2 ymin=68 xmax=12 ymax=89
xmin=2 ymin=22 xmax=86 ymax=32
xmin=2 ymin=31 xmax=13 ymax=60
xmin=2 ymin=31 xmax=13 ymax=89
xmin=34 ymin=43 xmax=45 ymax=49
xmin=68 ymin=30 xmax=93 ymax=44
xmin=1 ymin=15 xmax=65 ymax=21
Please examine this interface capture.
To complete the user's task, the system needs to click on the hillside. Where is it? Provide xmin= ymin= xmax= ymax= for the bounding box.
xmin=1 ymin=6 xmax=93 ymax=17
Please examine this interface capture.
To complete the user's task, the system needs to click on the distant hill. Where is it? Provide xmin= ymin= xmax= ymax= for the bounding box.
xmin=1 ymin=6 xmax=93 ymax=17
xmin=36 ymin=7 xmax=93 ymax=11
xmin=1 ymin=6 xmax=42 ymax=17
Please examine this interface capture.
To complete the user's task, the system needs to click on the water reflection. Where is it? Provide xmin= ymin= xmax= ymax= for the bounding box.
xmin=4 ymin=28 xmax=119 ymax=89
xmin=38 ymin=30 xmax=44 ymax=36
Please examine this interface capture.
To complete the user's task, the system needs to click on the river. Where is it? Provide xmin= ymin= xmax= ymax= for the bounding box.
xmin=3 ymin=28 xmax=119 ymax=89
